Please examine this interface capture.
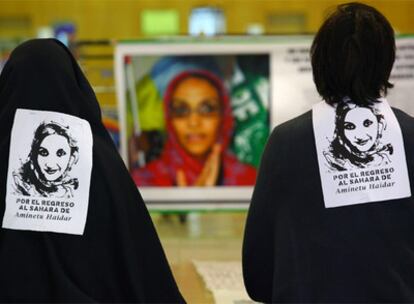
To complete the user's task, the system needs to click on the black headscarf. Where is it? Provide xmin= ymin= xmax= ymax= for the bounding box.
xmin=0 ymin=39 xmax=185 ymax=303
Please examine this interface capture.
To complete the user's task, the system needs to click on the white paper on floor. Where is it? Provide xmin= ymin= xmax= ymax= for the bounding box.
xmin=193 ymin=260 xmax=256 ymax=304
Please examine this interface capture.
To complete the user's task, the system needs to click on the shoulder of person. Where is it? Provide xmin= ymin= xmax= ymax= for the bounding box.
xmin=391 ymin=107 xmax=414 ymax=164
xmin=223 ymin=152 xmax=257 ymax=173
xmin=268 ymin=110 xmax=312 ymax=147
xmin=392 ymin=107 xmax=414 ymax=142
xmin=131 ymin=158 xmax=174 ymax=186
xmin=392 ymin=107 xmax=414 ymax=127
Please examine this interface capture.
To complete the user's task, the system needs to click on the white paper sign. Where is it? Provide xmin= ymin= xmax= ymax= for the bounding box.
xmin=2 ymin=109 xmax=93 ymax=235
xmin=313 ymin=99 xmax=411 ymax=208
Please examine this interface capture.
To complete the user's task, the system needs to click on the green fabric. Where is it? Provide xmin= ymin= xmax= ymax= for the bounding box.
xmin=230 ymin=73 xmax=269 ymax=168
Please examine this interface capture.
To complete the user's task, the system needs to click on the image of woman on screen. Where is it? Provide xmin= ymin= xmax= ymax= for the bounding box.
xmin=132 ymin=69 xmax=257 ymax=186
xmin=13 ymin=122 xmax=79 ymax=198
xmin=324 ymin=101 xmax=393 ymax=171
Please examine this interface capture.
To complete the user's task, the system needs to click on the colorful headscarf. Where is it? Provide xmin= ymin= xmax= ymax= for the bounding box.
xmin=133 ymin=69 xmax=256 ymax=186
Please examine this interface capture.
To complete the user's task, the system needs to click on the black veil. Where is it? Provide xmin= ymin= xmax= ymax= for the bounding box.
xmin=0 ymin=39 xmax=184 ymax=303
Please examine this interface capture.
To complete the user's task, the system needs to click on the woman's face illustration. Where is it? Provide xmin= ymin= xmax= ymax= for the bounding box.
xmin=343 ymin=108 xmax=378 ymax=152
xmin=170 ymin=77 xmax=222 ymax=159
xmin=37 ymin=134 xmax=71 ymax=181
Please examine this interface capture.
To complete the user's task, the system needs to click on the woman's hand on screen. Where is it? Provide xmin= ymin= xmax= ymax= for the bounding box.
xmin=176 ymin=143 xmax=222 ymax=187
xmin=195 ymin=143 xmax=221 ymax=186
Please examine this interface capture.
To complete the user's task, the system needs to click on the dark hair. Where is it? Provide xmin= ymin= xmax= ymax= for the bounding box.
xmin=311 ymin=2 xmax=395 ymax=106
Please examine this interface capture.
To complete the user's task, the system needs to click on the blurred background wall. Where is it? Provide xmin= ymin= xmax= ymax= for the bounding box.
xmin=0 ymin=0 xmax=413 ymax=39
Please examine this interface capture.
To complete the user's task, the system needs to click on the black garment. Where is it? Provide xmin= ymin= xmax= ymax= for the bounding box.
xmin=243 ymin=108 xmax=414 ymax=303
xmin=0 ymin=39 xmax=185 ymax=303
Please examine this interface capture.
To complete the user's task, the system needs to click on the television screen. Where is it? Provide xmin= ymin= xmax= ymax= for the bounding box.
xmin=114 ymin=38 xmax=281 ymax=208
xmin=127 ymin=54 xmax=269 ymax=183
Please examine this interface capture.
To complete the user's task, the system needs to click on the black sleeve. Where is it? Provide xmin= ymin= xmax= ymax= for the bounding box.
xmin=92 ymin=135 xmax=186 ymax=303
xmin=242 ymin=126 xmax=284 ymax=303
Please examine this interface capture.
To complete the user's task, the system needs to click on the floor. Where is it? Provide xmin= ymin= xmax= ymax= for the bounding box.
xmin=151 ymin=211 xmax=248 ymax=304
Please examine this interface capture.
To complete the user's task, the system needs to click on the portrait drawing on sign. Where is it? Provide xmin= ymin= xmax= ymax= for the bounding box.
xmin=13 ymin=122 xmax=80 ymax=198
xmin=323 ymin=102 xmax=393 ymax=171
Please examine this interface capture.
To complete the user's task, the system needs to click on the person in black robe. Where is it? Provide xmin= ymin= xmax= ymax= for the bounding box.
xmin=0 ymin=38 xmax=185 ymax=303
xmin=243 ymin=3 xmax=414 ymax=303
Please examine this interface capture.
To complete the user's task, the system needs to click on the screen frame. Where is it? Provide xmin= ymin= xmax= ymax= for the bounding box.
xmin=114 ymin=36 xmax=312 ymax=210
